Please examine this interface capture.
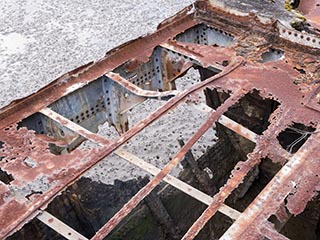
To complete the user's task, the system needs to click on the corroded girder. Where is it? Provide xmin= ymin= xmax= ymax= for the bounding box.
xmin=1 ymin=0 xmax=320 ymax=239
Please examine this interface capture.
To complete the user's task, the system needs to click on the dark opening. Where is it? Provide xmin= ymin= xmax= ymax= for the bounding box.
xmin=261 ymin=48 xmax=284 ymax=63
xmin=204 ymin=88 xmax=280 ymax=135
xmin=280 ymin=193 xmax=320 ymax=240
xmin=277 ymin=122 xmax=316 ymax=154
xmin=7 ymin=218 xmax=62 ymax=240
xmin=226 ymin=158 xmax=282 ymax=212
xmin=0 ymin=141 xmax=15 ymax=184
xmin=0 ymin=168 xmax=14 ymax=184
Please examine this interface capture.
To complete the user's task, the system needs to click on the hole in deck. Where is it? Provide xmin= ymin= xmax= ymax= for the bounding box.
xmin=0 ymin=168 xmax=14 ymax=184
xmin=207 ymin=89 xmax=280 ymax=135
xmin=226 ymin=158 xmax=282 ymax=212
xmin=277 ymin=122 xmax=316 ymax=154
xmin=294 ymin=67 xmax=306 ymax=75
xmin=261 ymin=48 xmax=285 ymax=63
xmin=279 ymin=193 xmax=320 ymax=240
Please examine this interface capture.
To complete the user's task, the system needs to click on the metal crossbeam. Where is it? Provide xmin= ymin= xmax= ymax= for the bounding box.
xmin=39 ymin=108 xmax=110 ymax=146
xmin=37 ymin=211 xmax=88 ymax=240
xmin=106 ymin=72 xmax=180 ymax=98
xmin=220 ymin=127 xmax=320 ymax=240
xmin=110 ymin=149 xmax=240 ymax=220
xmin=191 ymin=103 xmax=258 ymax=142
xmin=91 ymin=89 xmax=245 ymax=240
xmin=1 ymin=1 xmax=320 ymax=239
xmin=40 ymin=107 xmax=241 ymax=220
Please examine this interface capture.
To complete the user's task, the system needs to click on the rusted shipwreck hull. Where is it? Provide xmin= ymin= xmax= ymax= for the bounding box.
xmin=0 ymin=0 xmax=320 ymax=239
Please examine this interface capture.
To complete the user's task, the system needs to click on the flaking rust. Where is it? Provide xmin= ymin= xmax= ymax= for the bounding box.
xmin=1 ymin=0 xmax=320 ymax=239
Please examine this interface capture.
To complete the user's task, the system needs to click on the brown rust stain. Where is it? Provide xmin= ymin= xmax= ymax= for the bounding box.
xmin=1 ymin=1 xmax=320 ymax=239
xmin=298 ymin=0 xmax=320 ymax=29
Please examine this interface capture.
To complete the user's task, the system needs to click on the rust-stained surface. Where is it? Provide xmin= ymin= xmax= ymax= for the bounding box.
xmin=298 ymin=0 xmax=320 ymax=29
xmin=1 ymin=0 xmax=320 ymax=239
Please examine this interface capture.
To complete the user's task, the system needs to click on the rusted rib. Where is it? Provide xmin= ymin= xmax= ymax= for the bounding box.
xmin=259 ymin=222 xmax=290 ymax=240
xmin=40 ymin=107 xmax=240 ymax=219
xmin=106 ymin=72 xmax=180 ymax=98
xmin=179 ymin=106 xmax=288 ymax=239
xmin=41 ymin=107 xmax=241 ymax=220
xmin=180 ymin=111 xmax=298 ymax=240
xmin=160 ymin=40 xmax=233 ymax=69
xmin=191 ymin=102 xmax=258 ymax=142
xmin=39 ymin=108 xmax=110 ymax=145
xmin=220 ymin=127 xmax=320 ymax=240
xmin=181 ymin=146 xmax=263 ymax=240
xmin=0 ymin=56 xmax=242 ymax=239
xmin=91 ymin=89 xmax=246 ymax=240
xmin=115 ymin=148 xmax=241 ymax=220
xmin=0 ymin=7 xmax=197 ymax=130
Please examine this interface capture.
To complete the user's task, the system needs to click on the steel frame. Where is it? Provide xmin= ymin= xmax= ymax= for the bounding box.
xmin=1 ymin=0 xmax=320 ymax=239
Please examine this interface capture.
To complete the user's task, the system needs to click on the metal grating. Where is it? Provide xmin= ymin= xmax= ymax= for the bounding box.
xmin=0 ymin=0 xmax=320 ymax=239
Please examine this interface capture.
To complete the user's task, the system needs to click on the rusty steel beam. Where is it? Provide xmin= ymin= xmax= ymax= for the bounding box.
xmin=160 ymin=40 xmax=231 ymax=70
xmin=0 ymin=45 xmax=241 ymax=238
xmin=0 ymin=7 xmax=198 ymax=130
xmin=220 ymin=126 xmax=320 ymax=240
xmin=115 ymin=149 xmax=241 ymax=220
xmin=106 ymin=72 xmax=180 ymax=98
xmin=91 ymin=89 xmax=246 ymax=240
xmin=41 ymin=107 xmax=241 ymax=220
xmin=39 ymin=108 xmax=110 ymax=146
xmin=192 ymin=102 xmax=258 ymax=142
xmin=1 ymin=0 xmax=320 ymax=239
xmin=40 ymin=95 xmax=257 ymax=219
xmin=182 ymin=124 xmax=320 ymax=240
xmin=181 ymin=145 xmax=263 ymax=240
xmin=180 ymin=113 xmax=301 ymax=240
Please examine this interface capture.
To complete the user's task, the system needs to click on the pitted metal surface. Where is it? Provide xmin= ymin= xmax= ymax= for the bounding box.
xmin=0 ymin=0 xmax=320 ymax=239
